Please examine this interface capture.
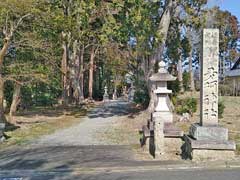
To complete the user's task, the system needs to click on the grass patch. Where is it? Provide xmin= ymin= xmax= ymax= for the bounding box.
xmin=232 ymin=133 xmax=240 ymax=155
xmin=237 ymin=144 xmax=240 ymax=155
xmin=0 ymin=105 xmax=88 ymax=149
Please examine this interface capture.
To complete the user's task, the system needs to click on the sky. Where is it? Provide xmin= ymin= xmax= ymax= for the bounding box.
xmin=208 ymin=0 xmax=240 ymax=21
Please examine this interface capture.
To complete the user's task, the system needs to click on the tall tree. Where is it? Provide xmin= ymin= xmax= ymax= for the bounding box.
xmin=0 ymin=0 xmax=36 ymax=123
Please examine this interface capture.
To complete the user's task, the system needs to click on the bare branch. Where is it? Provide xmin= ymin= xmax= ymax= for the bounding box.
xmin=14 ymin=13 xmax=31 ymax=31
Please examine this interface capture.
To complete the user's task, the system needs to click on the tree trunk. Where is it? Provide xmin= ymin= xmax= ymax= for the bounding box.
xmin=88 ymin=47 xmax=95 ymax=100
xmin=187 ymin=27 xmax=195 ymax=92
xmin=79 ymin=46 xmax=85 ymax=102
xmin=61 ymin=35 xmax=68 ymax=105
xmin=148 ymin=82 xmax=156 ymax=113
xmin=0 ymin=38 xmax=11 ymax=123
xmin=147 ymin=0 xmax=175 ymax=112
xmin=155 ymin=0 xmax=175 ymax=63
xmin=71 ymin=40 xmax=82 ymax=105
xmin=178 ymin=56 xmax=184 ymax=93
xmin=189 ymin=49 xmax=195 ymax=91
xmin=0 ymin=75 xmax=6 ymax=123
xmin=9 ymin=83 xmax=21 ymax=121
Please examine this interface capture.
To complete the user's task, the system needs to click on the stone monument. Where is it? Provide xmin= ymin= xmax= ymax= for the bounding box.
xmin=184 ymin=29 xmax=236 ymax=161
xmin=103 ymin=86 xmax=109 ymax=102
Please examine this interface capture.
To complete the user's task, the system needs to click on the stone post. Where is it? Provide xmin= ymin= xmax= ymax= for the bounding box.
xmin=153 ymin=116 xmax=164 ymax=157
xmin=200 ymin=29 xmax=219 ymax=126
xmin=185 ymin=29 xmax=236 ymax=161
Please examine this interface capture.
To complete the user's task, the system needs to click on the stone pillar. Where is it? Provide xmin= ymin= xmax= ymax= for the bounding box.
xmin=153 ymin=114 xmax=164 ymax=157
xmin=185 ymin=29 xmax=236 ymax=161
xmin=200 ymin=29 xmax=219 ymax=126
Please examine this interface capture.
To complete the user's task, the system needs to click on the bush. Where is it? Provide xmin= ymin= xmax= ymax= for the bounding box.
xmin=183 ymin=72 xmax=190 ymax=91
xmin=176 ymin=97 xmax=197 ymax=116
xmin=168 ymin=79 xmax=180 ymax=95
xmin=133 ymin=84 xmax=150 ymax=108
xmin=219 ymin=84 xmax=232 ymax=96
xmin=218 ymin=101 xmax=225 ymax=118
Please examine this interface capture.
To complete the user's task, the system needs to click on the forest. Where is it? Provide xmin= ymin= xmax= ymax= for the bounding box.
xmin=0 ymin=0 xmax=239 ymax=124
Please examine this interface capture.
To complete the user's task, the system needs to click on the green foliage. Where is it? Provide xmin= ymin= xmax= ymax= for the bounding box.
xmin=133 ymin=89 xmax=149 ymax=108
xmin=168 ymin=80 xmax=180 ymax=95
xmin=183 ymin=72 xmax=190 ymax=91
xmin=176 ymin=97 xmax=197 ymax=115
xmin=133 ymin=81 xmax=149 ymax=108
xmin=20 ymin=83 xmax=60 ymax=107
xmin=4 ymin=81 xmax=14 ymax=108
xmin=218 ymin=101 xmax=225 ymax=119
xmin=181 ymin=37 xmax=191 ymax=59
xmin=0 ymin=0 xmax=237 ymax=115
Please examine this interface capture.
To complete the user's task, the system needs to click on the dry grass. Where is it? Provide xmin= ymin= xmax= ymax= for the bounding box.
xmin=177 ymin=93 xmax=240 ymax=154
xmin=0 ymin=105 xmax=89 ymax=149
xmin=220 ymin=96 xmax=240 ymax=154
xmin=107 ymin=94 xmax=240 ymax=159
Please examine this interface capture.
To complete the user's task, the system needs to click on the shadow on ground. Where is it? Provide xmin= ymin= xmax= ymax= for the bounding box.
xmin=0 ymin=145 xmax=134 ymax=170
xmin=0 ymin=145 xmax=183 ymax=180
xmin=15 ymin=105 xmax=87 ymax=119
xmin=0 ymin=145 xmax=135 ymax=179
xmin=88 ymin=100 xmax=141 ymax=119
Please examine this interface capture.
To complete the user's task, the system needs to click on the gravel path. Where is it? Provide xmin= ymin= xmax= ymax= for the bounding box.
xmin=33 ymin=100 xmax=131 ymax=146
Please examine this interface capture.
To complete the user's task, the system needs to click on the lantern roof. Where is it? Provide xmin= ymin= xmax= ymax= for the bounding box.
xmin=150 ymin=61 xmax=176 ymax=82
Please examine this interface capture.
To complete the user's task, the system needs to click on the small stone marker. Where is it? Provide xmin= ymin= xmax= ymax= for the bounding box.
xmin=128 ymin=85 xmax=135 ymax=102
xmin=103 ymin=86 xmax=109 ymax=101
xmin=154 ymin=117 xmax=164 ymax=157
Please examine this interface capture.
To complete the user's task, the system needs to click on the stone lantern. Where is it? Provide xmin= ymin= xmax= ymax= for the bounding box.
xmin=150 ymin=61 xmax=176 ymax=123
xmin=103 ymin=86 xmax=109 ymax=102
xmin=147 ymin=61 xmax=183 ymax=158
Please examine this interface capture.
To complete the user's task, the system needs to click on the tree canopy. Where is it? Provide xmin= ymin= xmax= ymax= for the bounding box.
xmin=0 ymin=0 xmax=239 ymax=122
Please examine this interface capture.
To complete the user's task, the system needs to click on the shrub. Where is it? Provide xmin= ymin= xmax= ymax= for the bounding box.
xmin=219 ymin=84 xmax=232 ymax=96
xmin=167 ymin=79 xmax=180 ymax=95
xmin=218 ymin=101 xmax=225 ymax=118
xmin=134 ymin=87 xmax=150 ymax=108
xmin=183 ymin=72 xmax=190 ymax=91
xmin=176 ymin=97 xmax=197 ymax=116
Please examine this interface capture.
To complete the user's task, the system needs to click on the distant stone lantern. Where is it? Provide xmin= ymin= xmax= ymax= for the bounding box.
xmin=103 ymin=86 xmax=109 ymax=102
